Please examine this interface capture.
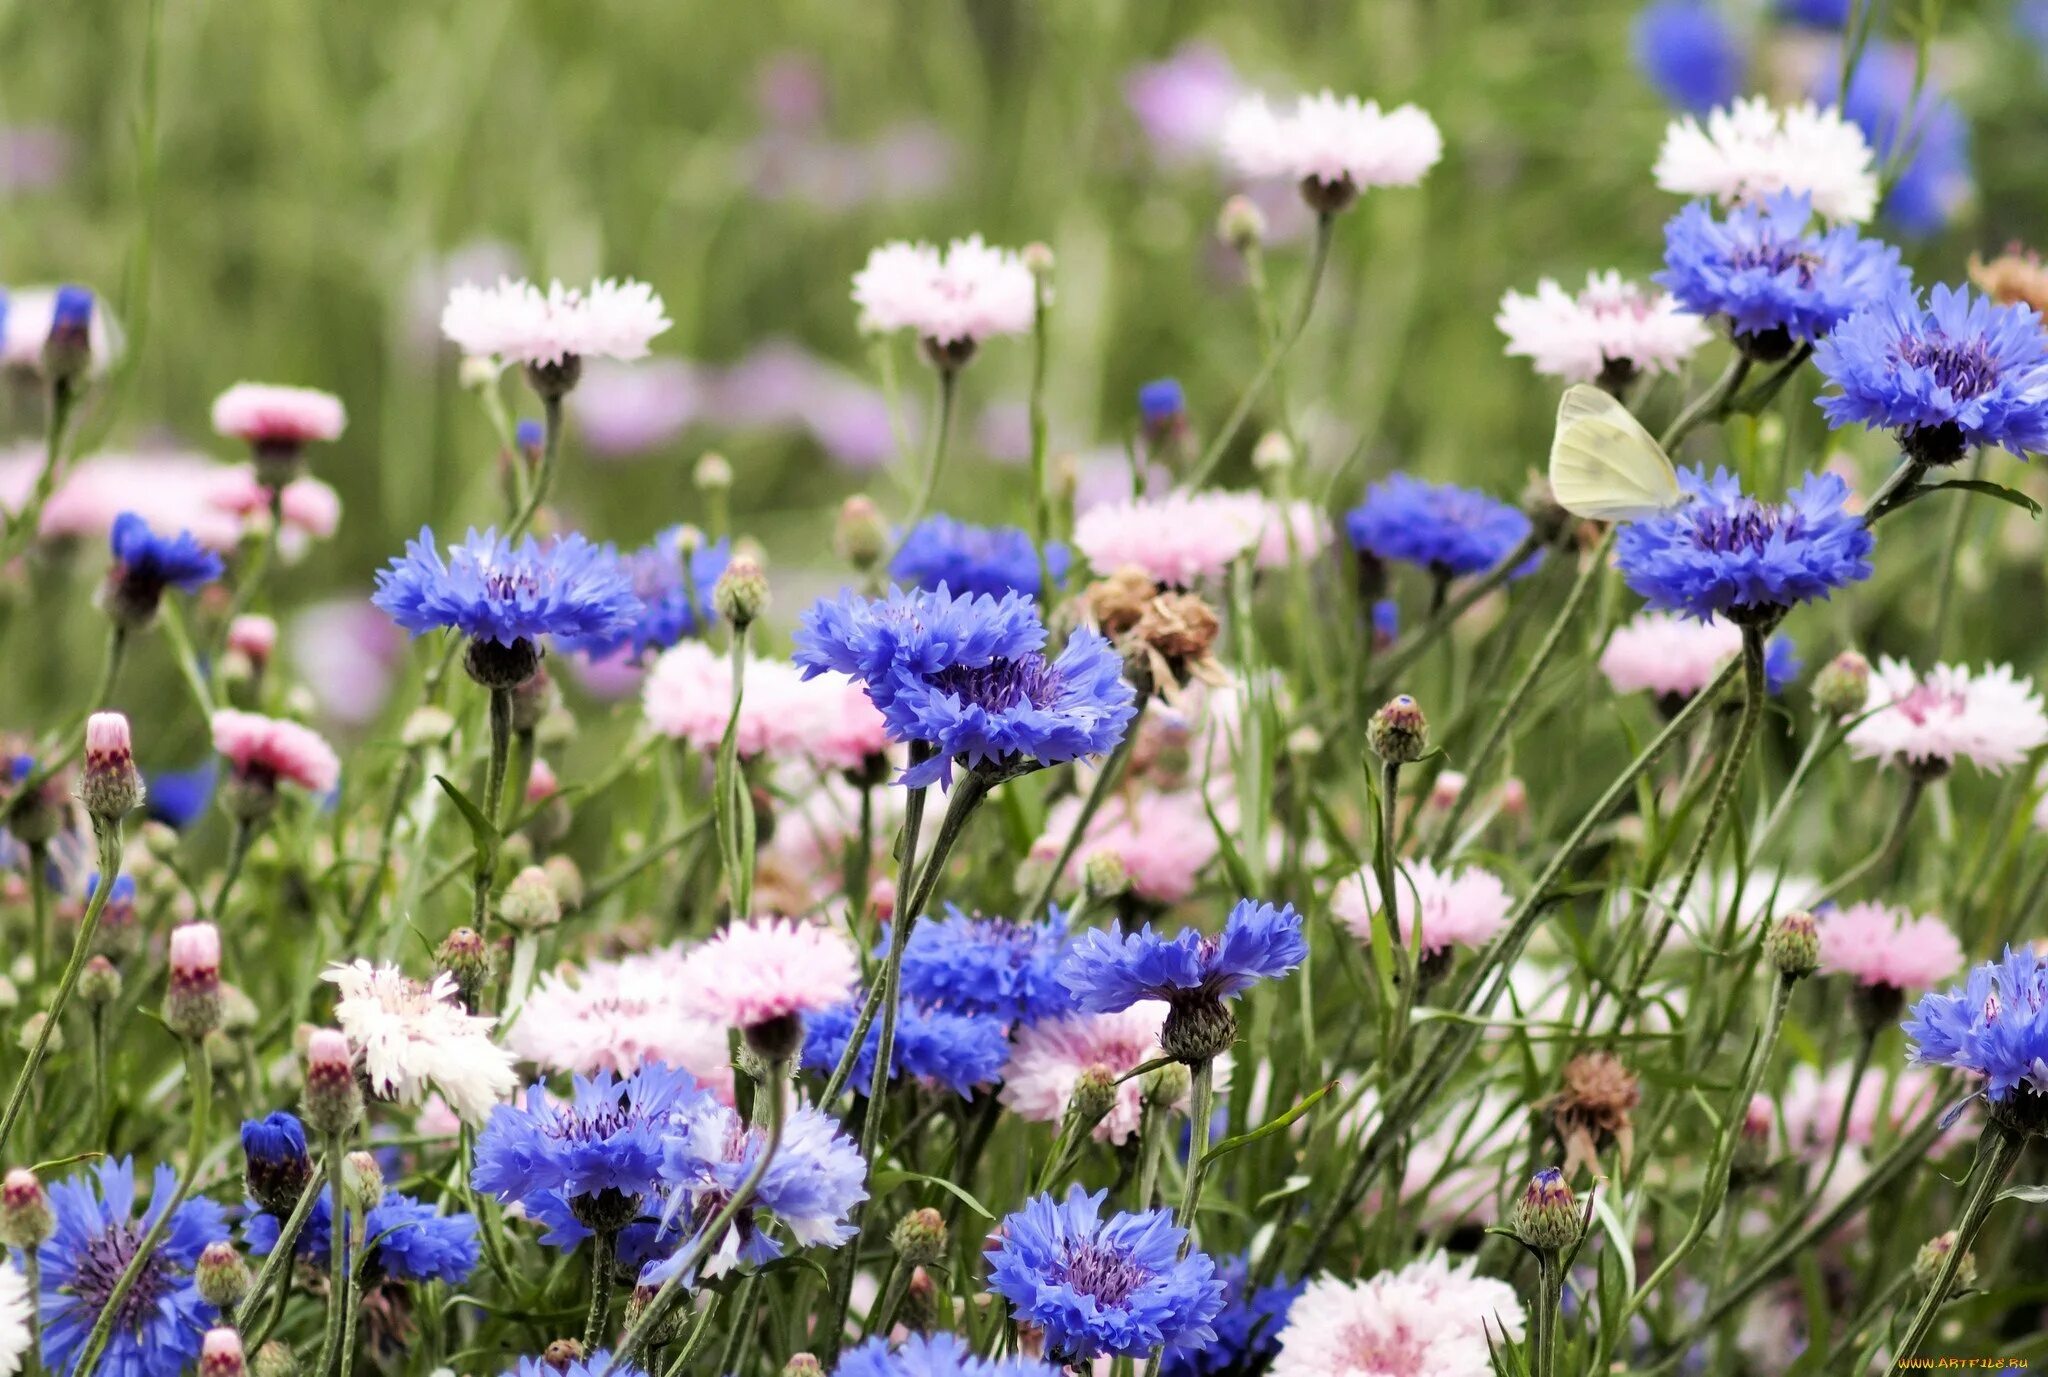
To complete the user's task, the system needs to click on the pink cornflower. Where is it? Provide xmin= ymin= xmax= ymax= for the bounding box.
xmin=1270 ymin=1255 xmax=1524 ymax=1377
xmin=1000 ymin=1002 xmax=1177 ymax=1144
xmin=1846 ymin=657 xmax=2048 ymax=775
xmin=1816 ymin=902 xmax=1964 ymax=992
xmin=1248 ymin=497 xmax=1333 ymax=568
xmin=1332 ymin=859 xmax=1512 ymax=956
xmin=209 ymin=467 xmax=343 ymax=551
xmin=0 ymin=449 xmax=243 ymax=548
xmin=1496 ymin=271 xmax=1710 ymax=383
xmin=525 ymin=759 xmax=558 ymax=804
xmin=642 ymin=640 xmax=815 ymax=758
xmin=211 ymin=710 xmax=340 ymax=795
xmin=289 ymin=598 xmax=406 ymax=726
xmin=1599 ymin=611 xmax=1743 ymax=700
xmin=850 ymin=236 xmax=1036 ymax=355
xmin=507 ymin=945 xmax=734 ymax=1100
xmin=793 ymin=672 xmax=891 ymax=773
xmin=440 ymin=276 xmax=672 ymax=367
xmin=322 ymin=960 xmax=517 ymax=1122
xmin=1034 ymin=790 xmax=1218 ymax=906
xmin=210 ymin=382 xmax=347 ymax=448
xmin=1071 ymin=490 xmax=1273 ymax=586
xmin=676 ymin=917 xmax=859 ymax=1033
xmin=1222 ymin=91 xmax=1443 ymax=208
xmin=1778 ymin=1060 xmax=1951 ymax=1159
xmin=226 ymin=614 xmax=277 ymax=664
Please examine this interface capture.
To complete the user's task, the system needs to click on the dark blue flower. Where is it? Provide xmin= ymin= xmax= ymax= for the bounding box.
xmin=1779 ymin=0 xmax=1850 ymax=23
xmin=560 ymin=529 xmax=729 ymax=661
xmin=241 ymin=1110 xmax=314 ymax=1215
xmin=1814 ymin=283 xmax=2048 ymax=465
xmin=472 ymin=1062 xmax=705 ymax=1250
xmin=890 ymin=516 xmax=1069 ymax=601
xmin=1633 ymin=0 xmax=1743 ymax=113
xmin=837 ymin=1333 xmax=1060 ymax=1377
xmin=106 ymin=512 xmax=224 ymax=623
xmin=986 ymin=1187 xmax=1224 ymax=1361
xmin=1345 ymin=475 xmax=1536 ymax=580
xmin=38 ymin=1158 xmax=230 ymax=1377
xmin=898 ymin=905 xmax=1075 ymax=1025
xmin=50 ymin=285 xmax=94 ymax=335
xmin=503 ymin=1354 xmax=648 ymax=1377
xmin=144 ymin=761 xmax=215 ymax=830
xmin=1837 ymin=48 xmax=1972 ymax=236
xmin=1371 ymin=597 xmax=1399 ymax=648
xmin=1139 ymin=379 xmax=1189 ymax=447
xmin=242 ymin=1189 xmax=479 ymax=1284
xmin=514 ymin=418 xmax=544 ymax=451
xmin=801 ymin=995 xmax=1011 ymax=1098
xmin=1763 ymin=633 xmax=1802 ymax=696
xmin=1905 ymin=945 xmax=2048 ymax=1103
xmin=85 ymin=872 xmax=136 ymax=912
xmin=1161 ymin=1254 xmax=1302 ymax=1377
xmin=1613 ymin=467 xmax=1873 ymax=620
xmin=1058 ymin=899 xmax=1308 ymax=1015
xmin=1657 ymin=192 xmax=1909 ymax=348
xmin=794 ymin=585 xmax=1136 ymax=789
xmin=372 ymin=526 xmax=641 ymax=648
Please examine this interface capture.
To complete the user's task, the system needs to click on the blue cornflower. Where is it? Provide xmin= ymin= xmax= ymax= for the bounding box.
xmin=650 ymin=1098 xmax=867 ymax=1280
xmin=801 ymin=995 xmax=1011 ymax=1098
xmin=243 ymin=1188 xmax=479 ymax=1284
xmin=103 ymin=511 xmax=224 ymax=628
xmin=898 ymin=905 xmax=1075 ymax=1025
xmin=38 ymin=1158 xmax=231 ymax=1377
xmin=1345 ymin=475 xmax=1536 ymax=580
xmin=1139 ymin=378 xmax=1188 ymax=447
xmin=1371 ymin=597 xmax=1399 ymax=648
xmin=503 ymin=1353 xmax=649 ymax=1377
xmin=1161 ymin=1254 xmax=1302 ymax=1377
xmin=1904 ymin=945 xmax=2048 ymax=1106
xmin=1633 ymin=1 xmax=1743 ymax=113
xmin=560 ymin=529 xmax=730 ymax=662
xmin=1838 ymin=48 xmax=1972 ymax=236
xmin=837 ymin=1333 xmax=1061 ymax=1377
xmin=985 ymin=1187 xmax=1224 ymax=1362
xmin=793 ymin=585 xmax=1137 ymax=789
xmin=472 ymin=1062 xmax=705 ymax=1245
xmin=514 ymin=418 xmax=544 ymax=452
xmin=1657 ymin=192 xmax=1909 ymax=352
xmin=1763 ymin=633 xmax=1802 ymax=697
xmin=1058 ymin=899 xmax=1307 ymax=1062
xmin=2024 ymin=0 xmax=2048 ymax=58
xmin=1613 ymin=467 xmax=1873 ymax=621
xmin=1814 ymin=283 xmax=2048 ymax=466
xmin=889 ymin=516 xmax=1070 ymax=601
xmin=1779 ymin=0 xmax=1849 ymax=23
xmin=144 ymin=761 xmax=215 ymax=830
xmin=372 ymin=526 xmax=641 ymax=652
xmin=241 ymin=1109 xmax=314 ymax=1216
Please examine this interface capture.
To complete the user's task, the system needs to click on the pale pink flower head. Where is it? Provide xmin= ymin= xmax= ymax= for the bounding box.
xmin=676 ymin=917 xmax=859 ymax=1033
xmin=1 ymin=449 xmax=244 ymax=548
xmin=84 ymin=711 xmax=133 ymax=776
xmin=226 ymin=614 xmax=278 ymax=664
xmin=1653 ymin=97 xmax=1879 ymax=224
xmin=1600 ymin=611 xmax=1743 ymax=700
xmin=850 ymin=236 xmax=1036 ymax=356
xmin=211 ymin=709 xmax=340 ymax=795
xmin=1270 ymin=1255 xmax=1524 ymax=1377
xmin=1816 ymin=902 xmax=1964 ymax=992
xmin=1222 ymin=90 xmax=1443 ymax=210
xmin=526 ymin=759 xmax=559 ymax=804
xmin=1332 ymin=859 xmax=1512 ymax=956
xmin=1779 ymin=1060 xmax=1953 ymax=1160
xmin=643 ymin=640 xmax=795 ymax=757
xmin=169 ymin=921 xmax=222 ymax=985
xmin=1496 ymin=271 xmax=1710 ymax=384
xmin=1001 ymin=1002 xmax=1176 ymax=1144
xmin=209 ymin=467 xmax=343 ymax=551
xmin=1034 ymin=790 xmax=1217 ymax=906
xmin=1846 ymin=658 xmax=2048 ymax=776
xmin=322 ymin=959 xmax=517 ymax=1122
xmin=200 ymin=1327 xmax=245 ymax=1377
xmin=508 ymin=945 xmax=735 ymax=1101
xmin=1071 ymin=490 xmax=1267 ymax=586
xmin=210 ymin=382 xmax=347 ymax=449
xmin=440 ymin=275 xmax=671 ymax=367
xmin=1247 ymin=496 xmax=1333 ymax=569
xmin=793 ymin=672 xmax=891 ymax=773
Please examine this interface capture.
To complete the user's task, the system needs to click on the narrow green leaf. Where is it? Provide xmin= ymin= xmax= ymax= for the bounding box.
xmin=1997 ymin=1183 xmax=2048 ymax=1204
xmin=1200 ymin=1080 xmax=1336 ymax=1168
xmin=869 ymin=1168 xmax=996 ymax=1221
xmin=434 ymin=774 xmax=497 ymax=851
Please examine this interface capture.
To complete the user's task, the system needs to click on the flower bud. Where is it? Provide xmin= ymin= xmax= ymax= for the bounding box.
xmin=1217 ymin=195 xmax=1266 ymax=252
xmin=196 ymin=1241 xmax=253 ymax=1309
xmin=1081 ymin=850 xmax=1129 ymax=902
xmin=80 ymin=955 xmax=123 ymax=1007
xmin=541 ymin=1340 xmax=585 ymax=1374
xmin=250 ymin=1343 xmax=297 ymax=1377
xmin=1250 ymin=430 xmax=1295 ymax=477
xmin=227 ymin=615 xmax=278 ymax=666
xmin=242 ymin=1110 xmax=314 ymax=1216
xmin=901 ymin=1266 xmax=938 ymax=1333
xmin=463 ymin=635 xmax=543 ymax=692
xmin=1812 ymin=650 xmax=1871 ymax=719
xmin=166 ymin=922 xmax=225 ymax=1039
xmin=1137 ymin=379 xmax=1188 ymax=451
xmin=1732 ymin=1094 xmax=1774 ymax=1184
xmin=0 ymin=1169 xmax=52 ymax=1248
xmin=1367 ymin=694 xmax=1429 ymax=765
xmin=1914 ymin=1231 xmax=1977 ymax=1291
xmin=783 ymin=1356 xmax=824 ymax=1377
xmin=622 ymin=1284 xmax=686 ymax=1349
xmin=543 ymin=855 xmax=585 ymax=913
xmin=713 ymin=555 xmax=770 ymax=628
xmin=436 ymin=927 xmax=494 ymax=1011
xmin=891 ymin=1206 xmax=948 ymax=1266
xmin=1426 ymin=770 xmax=1467 ymax=815
xmin=835 ymin=496 xmax=888 ymax=572
xmin=1022 ymin=242 xmax=1056 ymax=282
xmin=867 ymin=877 xmax=897 ymax=925
xmin=457 ymin=355 xmax=500 ymax=391
xmin=509 ymin=663 xmax=560 ymax=734
xmin=1764 ymin=910 xmax=1820 ymax=980
xmin=499 ymin=866 xmax=562 ymax=934
xmin=343 ymin=1150 xmax=385 ymax=1212
xmin=42 ymin=285 xmax=97 ymax=386
xmin=15 ymin=1014 xmax=56 ymax=1055
xmin=1065 ymin=1063 xmax=1119 ymax=1137
xmin=693 ymin=451 xmax=733 ymax=492
xmin=1509 ymin=1167 xmax=1582 ymax=1252
xmin=80 ymin=713 xmax=144 ymax=820
xmin=200 ymin=1327 xmax=247 ymax=1377
xmin=400 ymin=706 xmax=457 ymax=750
xmin=301 ymin=1029 xmax=362 ymax=1137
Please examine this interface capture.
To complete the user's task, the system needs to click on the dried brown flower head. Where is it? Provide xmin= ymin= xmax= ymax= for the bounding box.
xmin=1547 ymin=1050 xmax=1641 ymax=1180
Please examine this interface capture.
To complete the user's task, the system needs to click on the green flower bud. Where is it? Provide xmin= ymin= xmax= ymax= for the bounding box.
xmin=1367 ymin=694 xmax=1429 ymax=765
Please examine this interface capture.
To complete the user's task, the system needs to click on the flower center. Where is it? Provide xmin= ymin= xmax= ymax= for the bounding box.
xmin=1338 ymin=1320 xmax=1430 ymax=1376
xmin=75 ymin=1222 xmax=176 ymax=1334
xmin=1683 ymin=497 xmax=1797 ymax=556
xmin=928 ymin=654 xmax=1060 ymax=714
xmin=1057 ymin=1240 xmax=1152 ymax=1307
xmin=1897 ymin=331 xmax=2000 ymax=400
xmin=1729 ymin=239 xmax=1823 ymax=285
xmin=1893 ymin=682 xmax=1966 ymax=726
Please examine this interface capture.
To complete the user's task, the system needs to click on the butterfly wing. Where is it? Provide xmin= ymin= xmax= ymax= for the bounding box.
xmin=1547 ymin=384 xmax=1683 ymax=522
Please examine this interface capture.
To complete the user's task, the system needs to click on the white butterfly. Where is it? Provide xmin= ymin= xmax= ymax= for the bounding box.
xmin=1547 ymin=384 xmax=1684 ymax=522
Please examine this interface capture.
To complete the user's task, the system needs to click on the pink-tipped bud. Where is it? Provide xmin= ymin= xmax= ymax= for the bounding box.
xmin=526 ymin=759 xmax=559 ymax=804
xmin=867 ymin=877 xmax=897 ymax=924
xmin=196 ymin=1240 xmax=252 ymax=1308
xmin=165 ymin=922 xmax=224 ymax=1039
xmin=200 ymin=1327 xmax=247 ymax=1377
xmin=1427 ymin=770 xmax=1467 ymax=813
xmin=227 ymin=615 xmax=278 ymax=664
xmin=1500 ymin=777 xmax=1529 ymax=820
xmin=81 ymin=712 xmax=144 ymax=820
xmin=0 ymin=1168 xmax=52 ymax=1248
xmin=301 ymin=1028 xmax=362 ymax=1136
xmin=1509 ymin=1167 xmax=1581 ymax=1252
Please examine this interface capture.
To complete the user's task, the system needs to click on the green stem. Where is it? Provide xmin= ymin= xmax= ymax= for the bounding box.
xmin=1882 ymin=1122 xmax=2026 ymax=1375
xmin=1027 ymin=270 xmax=1055 ymax=598
xmin=1745 ymin=717 xmax=1843 ymax=866
xmin=1025 ymin=702 xmax=1146 ymax=920
xmin=29 ymin=842 xmax=50 ymax=994
xmin=343 ymin=753 xmax=422 ymax=946
xmin=1811 ymin=775 xmax=1925 ymax=908
xmin=883 ymin=367 xmax=961 ymax=570
xmin=238 ymin=1165 xmax=328 ymax=1340
xmin=1804 ymin=1026 xmax=1877 ymax=1209
xmin=474 ymin=685 xmax=514 ymax=938
xmin=1367 ymin=531 xmax=1546 ymax=693
xmin=1532 ymin=1252 xmax=1562 ymax=1377
xmin=315 ymin=1133 xmax=349 ymax=1377
xmin=713 ymin=622 xmax=757 ymax=920
xmin=1862 ymin=454 xmax=1930 ymax=528
xmin=1175 ymin=1061 xmax=1215 ymax=1237
xmin=212 ymin=817 xmax=257 ymax=925
xmin=507 ymin=391 xmax=562 ymax=543
xmin=1656 ymin=355 xmax=1754 ymax=453
xmin=584 ymin=1228 xmax=620 ymax=1351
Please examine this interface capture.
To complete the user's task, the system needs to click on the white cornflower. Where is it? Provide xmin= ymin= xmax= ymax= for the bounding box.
xmin=1269 ymin=1254 xmax=1524 ymax=1377
xmin=1496 ymin=271 xmax=1711 ymax=383
xmin=322 ymin=960 xmax=517 ymax=1122
xmin=439 ymin=276 xmax=671 ymax=368
xmin=0 ymin=1259 xmax=30 ymax=1377
xmin=850 ymin=236 xmax=1036 ymax=358
xmin=1653 ymin=97 xmax=1879 ymax=224
xmin=1846 ymin=658 xmax=2048 ymax=776
xmin=1221 ymin=90 xmax=1442 ymax=210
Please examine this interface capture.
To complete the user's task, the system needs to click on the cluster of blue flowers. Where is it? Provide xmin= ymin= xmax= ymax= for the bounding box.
xmin=794 ymin=584 xmax=1136 ymax=789
xmin=1905 ymin=945 xmax=2048 ymax=1104
xmin=1613 ymin=467 xmax=1874 ymax=622
xmin=1344 ymin=475 xmax=1536 ymax=581
xmin=1161 ymin=1254 xmax=1303 ymax=1377
xmin=837 ymin=1333 xmax=1059 ymax=1377
xmin=802 ymin=997 xmax=1012 ymax=1097
xmin=890 ymin=515 xmax=1069 ymax=600
xmin=563 ymin=527 xmax=731 ymax=661
xmin=243 ymin=1189 xmax=481 ymax=1284
xmin=372 ymin=526 xmax=642 ymax=649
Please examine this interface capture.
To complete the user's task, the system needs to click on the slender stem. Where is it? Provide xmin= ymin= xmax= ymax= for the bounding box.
xmin=883 ymin=367 xmax=961 ymax=570
xmin=507 ymin=390 xmax=563 ymax=543
xmin=1367 ymin=531 xmax=1546 ymax=692
xmin=1745 ymin=718 xmax=1843 ymax=865
xmin=713 ymin=622 xmax=756 ymax=920
xmin=238 ymin=1165 xmax=328 ymax=1339
xmin=1187 ymin=212 xmax=1335 ymax=489
xmin=1532 ymin=1253 xmax=1562 ymax=1377
xmin=1805 ymin=1026 xmax=1877 ymax=1209
xmin=474 ymin=685 xmax=514 ymax=938
xmin=212 ymin=817 xmax=257 ymax=925
xmin=1025 ymin=703 xmax=1147 ymax=920
xmin=343 ymin=753 xmax=422 ymax=945
xmin=315 ymin=1132 xmax=349 ymax=1377
xmin=1862 ymin=454 xmax=1929 ymax=528
xmin=1811 ymin=775 xmax=1926 ymax=908
xmin=1883 ymin=1122 xmax=2025 ymax=1374
xmin=28 ymin=842 xmax=50 ymax=992
xmin=1175 ymin=1061 xmax=1215 ymax=1238
xmin=584 ymin=1228 xmax=620 ymax=1351
xmin=0 ymin=821 xmax=122 ymax=1155
xmin=1656 ymin=355 xmax=1754 ymax=453
xmin=1 ymin=375 xmax=78 ymax=563
xmin=1027 ymin=269 xmax=1055 ymax=598
xmin=660 ymin=1293 xmax=723 ymax=1377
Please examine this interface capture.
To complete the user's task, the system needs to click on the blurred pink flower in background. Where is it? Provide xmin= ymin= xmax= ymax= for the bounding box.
xmin=402 ymin=239 xmax=523 ymax=355
xmin=289 ymin=598 xmax=407 ymax=727
xmin=0 ymin=125 xmax=72 ymax=194
xmin=1124 ymin=43 xmax=1243 ymax=165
